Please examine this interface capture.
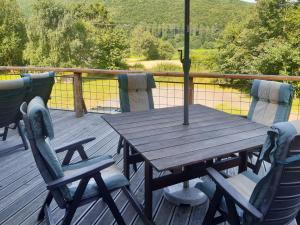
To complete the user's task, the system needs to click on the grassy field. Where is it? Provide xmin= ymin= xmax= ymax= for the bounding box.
xmin=128 ymin=48 xmax=217 ymax=73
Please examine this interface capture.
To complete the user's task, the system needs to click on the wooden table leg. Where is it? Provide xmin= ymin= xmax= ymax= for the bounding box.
xmin=124 ymin=141 xmax=130 ymax=179
xmin=239 ymin=151 xmax=248 ymax=173
xmin=145 ymin=161 xmax=153 ymax=220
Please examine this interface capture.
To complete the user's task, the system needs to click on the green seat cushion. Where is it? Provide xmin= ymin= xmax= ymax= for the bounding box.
xmin=63 ymin=155 xmax=129 ymax=200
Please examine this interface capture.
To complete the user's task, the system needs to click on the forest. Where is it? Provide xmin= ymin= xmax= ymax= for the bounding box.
xmin=1 ymin=0 xmax=300 ymax=76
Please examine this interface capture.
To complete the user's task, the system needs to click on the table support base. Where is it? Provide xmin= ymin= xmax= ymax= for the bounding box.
xmin=163 ymin=179 xmax=208 ymax=206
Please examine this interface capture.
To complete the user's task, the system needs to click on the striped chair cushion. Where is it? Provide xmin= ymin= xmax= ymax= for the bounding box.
xmin=247 ymin=80 xmax=293 ymax=126
xmin=118 ymin=74 xmax=155 ymax=112
xmin=0 ymin=78 xmax=27 ymax=90
xmin=198 ymin=121 xmax=300 ymax=225
xmin=245 ymin=120 xmax=300 ymax=224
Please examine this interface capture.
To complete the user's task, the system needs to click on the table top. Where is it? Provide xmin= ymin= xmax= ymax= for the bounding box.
xmin=102 ymin=105 xmax=269 ymax=171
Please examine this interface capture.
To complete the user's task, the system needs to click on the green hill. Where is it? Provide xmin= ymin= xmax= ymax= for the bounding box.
xmin=104 ymin=0 xmax=253 ymax=27
xmin=17 ymin=0 xmax=253 ymax=27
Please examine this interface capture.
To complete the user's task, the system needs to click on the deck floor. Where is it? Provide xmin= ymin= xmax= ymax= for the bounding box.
xmin=0 ymin=110 xmax=208 ymax=225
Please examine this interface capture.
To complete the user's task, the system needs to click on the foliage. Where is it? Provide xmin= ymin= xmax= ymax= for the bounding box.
xmin=17 ymin=0 xmax=253 ymax=49
xmin=0 ymin=0 xmax=27 ymax=65
xmin=216 ymin=0 xmax=300 ymax=76
xmin=158 ymin=40 xmax=175 ymax=60
xmin=24 ymin=0 xmax=129 ymax=69
xmin=130 ymin=26 xmax=175 ymax=60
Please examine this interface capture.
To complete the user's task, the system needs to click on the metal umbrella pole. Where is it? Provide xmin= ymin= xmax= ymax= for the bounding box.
xmin=163 ymin=0 xmax=208 ymax=207
xmin=183 ymin=0 xmax=191 ymax=126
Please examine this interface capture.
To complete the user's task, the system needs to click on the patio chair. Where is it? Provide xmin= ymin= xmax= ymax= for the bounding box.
xmin=21 ymin=71 xmax=55 ymax=105
xmin=20 ymin=96 xmax=149 ymax=225
xmin=117 ymin=73 xmax=156 ymax=171
xmin=247 ymin=80 xmax=294 ymax=173
xmin=0 ymin=77 xmax=31 ymax=151
xmin=200 ymin=120 xmax=300 ymax=225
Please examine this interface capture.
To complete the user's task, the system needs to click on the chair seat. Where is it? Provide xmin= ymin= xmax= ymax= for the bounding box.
xmin=63 ymin=155 xmax=129 ymax=200
xmin=196 ymin=171 xmax=261 ymax=214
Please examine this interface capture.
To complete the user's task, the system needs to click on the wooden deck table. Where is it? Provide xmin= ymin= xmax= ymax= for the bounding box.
xmin=102 ymin=104 xmax=269 ymax=221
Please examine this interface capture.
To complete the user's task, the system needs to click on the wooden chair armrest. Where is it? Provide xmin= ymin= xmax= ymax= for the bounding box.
xmin=207 ymin=167 xmax=263 ymax=221
xmin=47 ymin=158 xmax=115 ymax=190
xmin=55 ymin=137 xmax=95 ymax=153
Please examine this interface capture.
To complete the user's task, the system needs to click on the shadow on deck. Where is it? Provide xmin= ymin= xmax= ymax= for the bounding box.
xmin=0 ymin=110 xmax=207 ymax=225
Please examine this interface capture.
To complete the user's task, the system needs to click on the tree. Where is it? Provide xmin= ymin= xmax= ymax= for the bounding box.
xmin=24 ymin=0 xmax=129 ymax=69
xmin=130 ymin=25 xmax=175 ymax=60
xmin=216 ymin=0 xmax=300 ymax=76
xmin=0 ymin=0 xmax=27 ymax=66
xmin=158 ymin=40 xmax=175 ymax=60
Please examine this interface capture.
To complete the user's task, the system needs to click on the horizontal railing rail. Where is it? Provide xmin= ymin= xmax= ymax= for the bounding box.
xmin=1 ymin=66 xmax=300 ymax=120
xmin=1 ymin=66 xmax=300 ymax=81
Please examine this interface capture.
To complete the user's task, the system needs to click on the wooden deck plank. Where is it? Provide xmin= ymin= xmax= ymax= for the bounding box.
xmin=0 ymin=114 xmax=114 ymax=224
xmin=170 ymin=206 xmax=192 ymax=225
xmin=0 ymin=110 xmax=213 ymax=225
xmin=20 ymin=133 xmax=119 ymax=225
xmin=8 ymin=135 xmax=118 ymax=224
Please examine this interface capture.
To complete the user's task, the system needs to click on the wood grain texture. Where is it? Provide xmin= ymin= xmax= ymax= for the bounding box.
xmin=103 ymin=105 xmax=269 ymax=171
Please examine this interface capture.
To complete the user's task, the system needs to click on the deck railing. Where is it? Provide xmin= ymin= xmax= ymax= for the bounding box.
xmin=1 ymin=66 xmax=300 ymax=120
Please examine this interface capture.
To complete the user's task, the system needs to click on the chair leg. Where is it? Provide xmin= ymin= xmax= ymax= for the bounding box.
xmin=94 ymin=174 xmax=126 ymax=225
xmin=122 ymin=186 xmax=154 ymax=225
xmin=38 ymin=192 xmax=53 ymax=221
xmin=117 ymin=136 xmax=123 ymax=154
xmin=2 ymin=127 xmax=8 ymax=141
xmin=62 ymin=178 xmax=89 ymax=225
xmin=224 ymin=196 xmax=240 ymax=225
xmin=62 ymin=207 xmax=77 ymax=225
xmin=104 ymin=193 xmax=126 ymax=225
xmin=17 ymin=122 xmax=28 ymax=150
xmin=202 ymin=187 xmax=223 ymax=225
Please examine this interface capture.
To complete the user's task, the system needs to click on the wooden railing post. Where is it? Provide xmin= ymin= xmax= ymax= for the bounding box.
xmin=189 ymin=77 xmax=194 ymax=104
xmin=73 ymin=72 xmax=86 ymax=117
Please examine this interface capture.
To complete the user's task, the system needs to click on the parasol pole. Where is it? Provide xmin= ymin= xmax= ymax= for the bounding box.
xmin=183 ymin=0 xmax=191 ymax=125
